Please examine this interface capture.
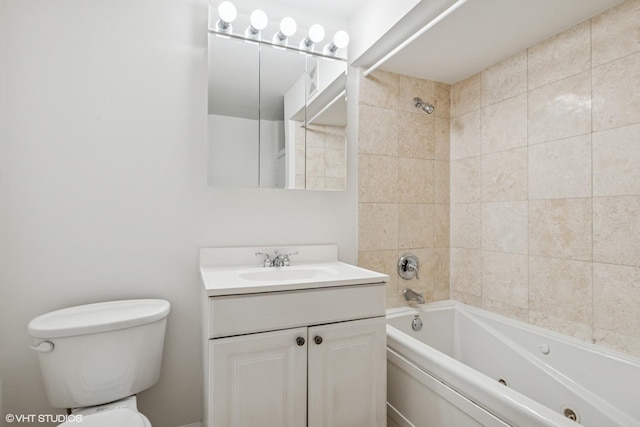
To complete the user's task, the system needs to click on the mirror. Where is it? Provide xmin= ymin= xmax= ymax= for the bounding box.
xmin=207 ymin=33 xmax=347 ymax=190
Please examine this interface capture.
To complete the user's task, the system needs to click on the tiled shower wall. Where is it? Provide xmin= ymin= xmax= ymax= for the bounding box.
xmin=357 ymin=70 xmax=451 ymax=307
xmin=450 ymin=0 xmax=640 ymax=356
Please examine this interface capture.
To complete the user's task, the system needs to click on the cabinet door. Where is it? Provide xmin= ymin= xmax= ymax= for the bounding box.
xmin=209 ymin=327 xmax=307 ymax=427
xmin=308 ymin=317 xmax=386 ymax=427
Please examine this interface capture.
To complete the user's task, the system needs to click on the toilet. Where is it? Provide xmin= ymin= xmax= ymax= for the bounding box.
xmin=27 ymin=299 xmax=170 ymax=426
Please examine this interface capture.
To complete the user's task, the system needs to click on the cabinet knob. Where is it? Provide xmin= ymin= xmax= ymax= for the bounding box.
xmin=296 ymin=337 xmax=306 ymax=346
xmin=314 ymin=336 xmax=323 ymax=345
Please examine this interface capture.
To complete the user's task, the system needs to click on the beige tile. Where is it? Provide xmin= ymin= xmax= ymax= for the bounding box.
xmin=529 ymin=199 xmax=592 ymax=261
xmin=359 ymin=250 xmax=399 ymax=295
xmin=358 ymin=154 xmax=397 ymax=203
xmin=434 ymin=160 xmax=449 ymax=204
xmin=359 ymin=69 xmax=398 ymax=109
xmin=529 ymin=135 xmax=591 ymax=199
xmin=305 ymin=125 xmax=326 ymax=148
xmin=482 ymin=201 xmax=528 ymax=254
xmin=528 ymin=21 xmax=591 ymax=90
xmin=387 ymin=295 xmax=407 ymax=309
xmin=482 ymin=51 xmax=527 ymax=106
xmin=398 ymin=158 xmax=434 ymax=203
xmin=592 ymin=0 xmax=640 ymax=67
xmin=325 ymin=129 xmax=346 ymax=152
xmin=593 ymin=195 xmax=640 ymax=266
xmin=528 ymin=71 xmax=592 ymax=145
xmin=450 ymin=203 xmax=481 ymax=249
xmin=451 ymin=157 xmax=481 ymax=204
xmin=399 ymin=204 xmax=434 ymax=249
xmin=451 ymin=290 xmax=482 ymax=308
xmin=451 ymin=110 xmax=482 ymax=160
xmin=325 ymin=177 xmax=346 ymax=191
xmin=528 ymin=310 xmax=593 ymax=342
xmin=593 ymin=52 xmax=640 ymax=132
xmin=482 ymin=251 xmax=528 ymax=308
xmin=433 ymin=248 xmax=450 ymax=296
xmin=432 ymin=289 xmax=451 ymax=303
xmin=295 ymin=141 xmax=306 ymax=175
xmin=594 ymin=123 xmax=640 ymax=196
xmin=358 ymin=105 xmax=398 ymax=156
xmin=399 ymin=74 xmax=436 ymax=113
xmin=451 ymin=248 xmax=482 ymax=296
xmin=325 ymin=148 xmax=346 ymax=178
xmin=593 ymin=328 xmax=640 ymax=358
xmin=358 ymin=203 xmax=398 ymax=251
xmin=482 ymin=93 xmax=528 ymax=154
xmin=529 ymin=256 xmax=593 ymax=325
xmin=482 ymin=147 xmax=528 ymax=202
xmin=434 ymin=82 xmax=451 ymax=119
xmin=434 ymin=204 xmax=450 ymax=248
xmin=434 ymin=117 xmax=450 ymax=161
xmin=306 ymin=176 xmax=325 ymax=190
xmin=482 ymin=298 xmax=528 ymax=322
xmin=306 ymin=146 xmax=325 ymax=176
xmin=593 ymin=263 xmax=640 ymax=339
xmin=398 ymin=111 xmax=435 ymax=159
xmin=451 ymin=73 xmax=482 ymax=117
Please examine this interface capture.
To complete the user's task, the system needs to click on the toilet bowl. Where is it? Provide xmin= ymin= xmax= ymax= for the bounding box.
xmin=28 ymin=299 xmax=170 ymax=426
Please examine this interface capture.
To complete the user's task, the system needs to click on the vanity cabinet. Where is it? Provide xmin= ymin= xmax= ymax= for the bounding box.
xmin=202 ymin=283 xmax=387 ymax=427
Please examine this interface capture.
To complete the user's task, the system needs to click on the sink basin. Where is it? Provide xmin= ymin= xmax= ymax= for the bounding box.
xmin=239 ymin=266 xmax=337 ymax=282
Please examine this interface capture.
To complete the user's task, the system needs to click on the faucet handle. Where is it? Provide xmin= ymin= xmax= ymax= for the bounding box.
xmin=282 ymin=251 xmax=298 ymax=267
xmin=255 ymin=252 xmax=272 ymax=268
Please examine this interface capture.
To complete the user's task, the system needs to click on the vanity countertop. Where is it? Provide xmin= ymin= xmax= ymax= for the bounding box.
xmin=200 ymin=245 xmax=388 ymax=297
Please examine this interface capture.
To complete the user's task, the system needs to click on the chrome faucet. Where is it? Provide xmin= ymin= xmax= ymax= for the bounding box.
xmin=255 ymin=252 xmax=272 ymax=267
xmin=272 ymin=250 xmax=298 ymax=267
xmin=403 ymin=288 xmax=425 ymax=304
xmin=255 ymin=250 xmax=298 ymax=267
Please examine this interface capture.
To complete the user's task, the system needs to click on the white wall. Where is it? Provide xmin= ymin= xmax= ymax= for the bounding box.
xmin=0 ymin=0 xmax=6 ymax=418
xmin=0 ymin=1 xmax=358 ymax=426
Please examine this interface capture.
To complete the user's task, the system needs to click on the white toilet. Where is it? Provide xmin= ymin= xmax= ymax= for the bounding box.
xmin=28 ymin=299 xmax=170 ymax=427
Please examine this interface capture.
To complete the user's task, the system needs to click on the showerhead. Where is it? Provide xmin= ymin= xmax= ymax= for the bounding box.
xmin=413 ymin=97 xmax=435 ymax=114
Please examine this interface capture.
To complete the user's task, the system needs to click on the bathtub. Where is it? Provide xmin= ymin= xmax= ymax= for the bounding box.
xmin=386 ymin=300 xmax=640 ymax=427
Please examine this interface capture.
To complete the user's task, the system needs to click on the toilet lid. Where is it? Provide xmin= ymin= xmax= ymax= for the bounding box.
xmin=59 ymin=409 xmax=150 ymax=427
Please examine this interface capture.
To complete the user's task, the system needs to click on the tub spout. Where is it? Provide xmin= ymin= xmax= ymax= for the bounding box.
xmin=403 ymin=288 xmax=425 ymax=304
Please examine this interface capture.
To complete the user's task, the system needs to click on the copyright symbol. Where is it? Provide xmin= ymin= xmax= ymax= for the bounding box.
xmin=5 ymin=414 xmax=14 ymax=423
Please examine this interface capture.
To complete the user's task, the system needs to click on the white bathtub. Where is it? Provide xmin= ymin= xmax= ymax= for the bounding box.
xmin=386 ymin=300 xmax=640 ymax=427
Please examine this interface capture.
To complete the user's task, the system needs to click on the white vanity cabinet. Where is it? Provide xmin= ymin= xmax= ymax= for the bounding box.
xmin=209 ymin=316 xmax=385 ymax=427
xmin=200 ymin=245 xmax=389 ymax=427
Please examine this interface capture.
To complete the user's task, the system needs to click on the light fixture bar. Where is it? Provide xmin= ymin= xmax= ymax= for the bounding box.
xmin=208 ymin=28 xmax=347 ymax=61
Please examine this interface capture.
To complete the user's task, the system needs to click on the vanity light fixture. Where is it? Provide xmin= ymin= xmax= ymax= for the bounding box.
xmin=216 ymin=1 xmax=237 ymax=35
xmin=245 ymin=9 xmax=268 ymax=40
xmin=272 ymin=16 xmax=297 ymax=46
xmin=299 ymin=24 xmax=325 ymax=52
xmin=323 ymin=30 xmax=350 ymax=56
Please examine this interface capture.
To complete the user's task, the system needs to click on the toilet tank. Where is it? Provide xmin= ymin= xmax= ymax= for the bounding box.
xmin=28 ymin=299 xmax=170 ymax=409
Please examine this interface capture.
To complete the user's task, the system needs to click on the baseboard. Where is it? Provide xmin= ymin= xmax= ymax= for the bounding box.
xmin=178 ymin=423 xmax=202 ymax=427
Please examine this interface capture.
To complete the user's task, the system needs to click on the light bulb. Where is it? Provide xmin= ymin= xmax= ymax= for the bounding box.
xmin=333 ymin=30 xmax=349 ymax=49
xmin=280 ymin=17 xmax=297 ymax=37
xmin=250 ymin=10 xmax=268 ymax=31
xmin=308 ymin=24 xmax=325 ymax=43
xmin=218 ymin=1 xmax=237 ymax=23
